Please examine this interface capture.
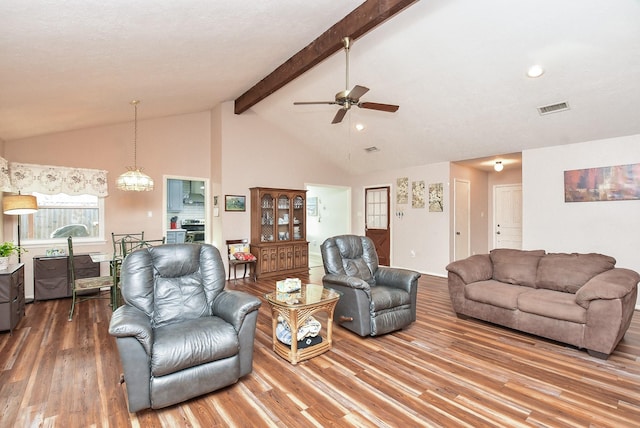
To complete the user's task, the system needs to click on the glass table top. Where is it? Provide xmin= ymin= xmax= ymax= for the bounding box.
xmin=265 ymin=283 xmax=340 ymax=308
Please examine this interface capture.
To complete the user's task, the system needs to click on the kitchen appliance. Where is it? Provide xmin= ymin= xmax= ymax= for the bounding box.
xmin=181 ymin=219 xmax=205 ymax=242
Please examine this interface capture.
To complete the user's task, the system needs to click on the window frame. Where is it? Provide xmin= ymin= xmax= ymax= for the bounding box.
xmin=17 ymin=193 xmax=106 ymax=246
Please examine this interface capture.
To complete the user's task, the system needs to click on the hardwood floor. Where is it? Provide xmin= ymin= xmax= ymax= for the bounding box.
xmin=2 ymin=266 xmax=639 ymax=427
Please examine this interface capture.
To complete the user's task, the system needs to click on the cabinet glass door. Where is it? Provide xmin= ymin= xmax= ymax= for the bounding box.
xmin=276 ymin=195 xmax=290 ymax=241
xmin=292 ymin=195 xmax=304 ymax=241
xmin=260 ymin=194 xmax=274 ymax=242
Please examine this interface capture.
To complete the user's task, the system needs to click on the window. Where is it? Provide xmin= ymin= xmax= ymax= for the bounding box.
xmin=19 ymin=192 xmax=104 ymax=243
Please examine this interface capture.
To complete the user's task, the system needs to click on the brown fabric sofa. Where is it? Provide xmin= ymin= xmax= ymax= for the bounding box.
xmin=446 ymin=249 xmax=639 ymax=359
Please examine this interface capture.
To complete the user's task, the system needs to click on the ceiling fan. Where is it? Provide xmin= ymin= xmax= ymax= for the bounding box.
xmin=293 ymin=37 xmax=399 ymax=124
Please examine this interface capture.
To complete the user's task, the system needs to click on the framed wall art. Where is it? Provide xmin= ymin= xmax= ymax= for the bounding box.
xmin=225 ymin=195 xmax=246 ymax=211
xmin=564 ymin=163 xmax=640 ymax=202
xmin=429 ymin=183 xmax=444 ymax=212
xmin=307 ymin=197 xmax=318 ymax=216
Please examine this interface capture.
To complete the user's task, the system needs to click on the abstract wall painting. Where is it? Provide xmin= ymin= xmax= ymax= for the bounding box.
xmin=412 ymin=180 xmax=425 ymax=208
xmin=564 ymin=163 xmax=640 ymax=202
xmin=397 ymin=177 xmax=409 ymax=204
xmin=429 ymin=183 xmax=444 ymax=212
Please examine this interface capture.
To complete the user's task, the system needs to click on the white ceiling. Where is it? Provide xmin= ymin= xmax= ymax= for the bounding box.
xmin=2 ymin=0 xmax=640 ymax=175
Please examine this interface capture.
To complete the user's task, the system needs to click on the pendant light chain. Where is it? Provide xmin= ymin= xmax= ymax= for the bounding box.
xmin=132 ymin=100 xmax=139 ymax=170
xmin=116 ymin=99 xmax=154 ymax=191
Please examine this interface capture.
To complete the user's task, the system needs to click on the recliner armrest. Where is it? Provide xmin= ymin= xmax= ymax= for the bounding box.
xmin=108 ymin=305 xmax=154 ymax=354
xmin=212 ymin=290 xmax=262 ymax=332
xmin=575 ymin=268 xmax=640 ymax=309
xmin=322 ymin=273 xmax=371 ymax=295
xmin=374 ymin=266 xmax=421 ymax=293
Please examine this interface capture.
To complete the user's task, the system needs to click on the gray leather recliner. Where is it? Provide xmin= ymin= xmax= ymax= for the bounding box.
xmin=108 ymin=243 xmax=262 ymax=412
xmin=320 ymin=235 xmax=421 ymax=336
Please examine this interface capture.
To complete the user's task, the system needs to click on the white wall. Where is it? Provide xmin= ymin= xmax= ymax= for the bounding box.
xmin=218 ymin=102 xmax=351 ymax=249
xmin=523 ymin=134 xmax=640 ymax=306
xmin=350 ymin=162 xmax=451 ymax=276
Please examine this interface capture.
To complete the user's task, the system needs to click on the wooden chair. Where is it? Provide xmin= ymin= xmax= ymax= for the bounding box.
xmin=68 ymin=236 xmax=115 ymax=321
xmin=226 ymin=239 xmax=256 ymax=282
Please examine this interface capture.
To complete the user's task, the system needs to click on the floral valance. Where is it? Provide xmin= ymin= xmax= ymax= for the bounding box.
xmin=1 ymin=159 xmax=109 ymax=197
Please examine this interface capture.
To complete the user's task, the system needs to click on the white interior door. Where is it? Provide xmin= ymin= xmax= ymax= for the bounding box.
xmin=454 ymin=179 xmax=470 ymax=260
xmin=494 ymin=184 xmax=522 ymax=249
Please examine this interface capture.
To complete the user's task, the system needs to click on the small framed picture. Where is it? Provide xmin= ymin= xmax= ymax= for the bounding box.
xmin=225 ymin=195 xmax=246 ymax=212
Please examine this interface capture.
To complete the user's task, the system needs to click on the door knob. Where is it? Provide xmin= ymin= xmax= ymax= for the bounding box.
xmin=496 ymin=231 xmax=501 ymax=235
xmin=456 ymin=232 xmax=460 ymax=235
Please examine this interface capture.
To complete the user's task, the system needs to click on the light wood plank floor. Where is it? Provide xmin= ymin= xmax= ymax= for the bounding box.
xmin=1 ymin=266 xmax=639 ymax=427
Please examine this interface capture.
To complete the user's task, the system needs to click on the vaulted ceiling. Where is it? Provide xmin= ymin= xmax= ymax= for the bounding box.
xmin=2 ymin=0 xmax=639 ymax=174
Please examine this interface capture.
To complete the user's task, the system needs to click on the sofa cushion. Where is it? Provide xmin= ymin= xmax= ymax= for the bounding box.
xmin=152 ymin=316 xmax=239 ymax=377
xmin=490 ymin=249 xmax=545 ymax=288
xmin=517 ymin=289 xmax=587 ymax=324
xmin=465 ymin=280 xmax=531 ymax=310
xmin=535 ymin=253 xmax=616 ymax=293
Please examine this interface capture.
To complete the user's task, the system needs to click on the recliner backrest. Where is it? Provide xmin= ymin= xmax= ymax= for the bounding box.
xmin=120 ymin=243 xmax=226 ymax=327
xmin=321 ymin=235 xmax=379 ymax=284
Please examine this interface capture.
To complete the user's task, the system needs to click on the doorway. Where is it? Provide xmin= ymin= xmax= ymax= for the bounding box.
xmin=454 ymin=179 xmax=471 ymax=260
xmin=365 ymin=186 xmax=390 ymax=266
xmin=305 ymin=184 xmax=351 ymax=267
xmin=494 ymin=184 xmax=522 ymax=249
xmin=163 ymin=175 xmax=210 ymax=243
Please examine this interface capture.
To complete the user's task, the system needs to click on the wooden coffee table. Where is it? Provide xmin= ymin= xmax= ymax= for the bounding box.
xmin=264 ymin=284 xmax=340 ymax=365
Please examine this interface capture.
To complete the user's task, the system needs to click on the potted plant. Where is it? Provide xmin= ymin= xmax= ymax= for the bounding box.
xmin=0 ymin=242 xmax=26 ymax=270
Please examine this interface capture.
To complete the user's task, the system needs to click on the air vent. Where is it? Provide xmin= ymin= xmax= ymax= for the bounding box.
xmin=537 ymin=102 xmax=570 ymax=115
xmin=364 ymin=146 xmax=379 ymax=153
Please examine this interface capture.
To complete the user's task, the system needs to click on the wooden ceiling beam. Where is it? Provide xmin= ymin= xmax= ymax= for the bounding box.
xmin=234 ymin=0 xmax=419 ymax=115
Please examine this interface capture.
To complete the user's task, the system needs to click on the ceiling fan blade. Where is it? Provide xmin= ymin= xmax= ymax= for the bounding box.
xmin=358 ymin=102 xmax=399 ymax=113
xmin=331 ymin=108 xmax=348 ymax=124
xmin=293 ymin=101 xmax=337 ymax=105
xmin=348 ymin=85 xmax=369 ymax=101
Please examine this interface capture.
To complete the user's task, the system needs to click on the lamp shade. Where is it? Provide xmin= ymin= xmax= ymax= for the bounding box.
xmin=116 ymin=167 xmax=154 ymax=192
xmin=3 ymin=194 xmax=38 ymax=215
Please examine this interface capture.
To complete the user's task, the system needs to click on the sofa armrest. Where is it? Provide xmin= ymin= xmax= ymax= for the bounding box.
xmin=575 ymin=268 xmax=640 ymax=309
xmin=212 ymin=290 xmax=262 ymax=332
xmin=374 ymin=266 xmax=421 ymax=293
xmin=322 ymin=273 xmax=371 ymax=297
xmin=446 ymin=254 xmax=493 ymax=284
xmin=108 ymin=305 xmax=154 ymax=355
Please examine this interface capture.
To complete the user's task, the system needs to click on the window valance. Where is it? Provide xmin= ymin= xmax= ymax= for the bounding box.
xmin=0 ymin=159 xmax=109 ymax=197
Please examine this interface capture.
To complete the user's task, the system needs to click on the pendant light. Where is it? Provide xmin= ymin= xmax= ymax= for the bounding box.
xmin=116 ymin=100 xmax=154 ymax=191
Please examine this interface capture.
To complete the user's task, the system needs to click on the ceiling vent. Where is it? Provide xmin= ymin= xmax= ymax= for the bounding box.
xmin=364 ymin=146 xmax=379 ymax=153
xmin=537 ymin=101 xmax=570 ymax=115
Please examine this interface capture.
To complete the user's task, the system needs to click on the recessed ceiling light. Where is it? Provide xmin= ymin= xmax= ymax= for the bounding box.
xmin=355 ymin=123 xmax=365 ymax=131
xmin=527 ymin=65 xmax=545 ymax=78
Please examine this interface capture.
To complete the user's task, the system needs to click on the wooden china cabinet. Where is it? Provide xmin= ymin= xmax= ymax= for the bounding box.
xmin=250 ymin=187 xmax=308 ymax=279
